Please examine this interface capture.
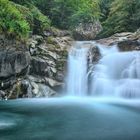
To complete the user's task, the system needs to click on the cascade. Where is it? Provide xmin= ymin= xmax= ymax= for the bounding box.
xmin=92 ymin=44 xmax=140 ymax=98
xmin=66 ymin=41 xmax=140 ymax=98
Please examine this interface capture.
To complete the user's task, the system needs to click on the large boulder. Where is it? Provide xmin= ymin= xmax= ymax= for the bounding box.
xmin=118 ymin=40 xmax=140 ymax=51
xmin=73 ymin=21 xmax=102 ymax=40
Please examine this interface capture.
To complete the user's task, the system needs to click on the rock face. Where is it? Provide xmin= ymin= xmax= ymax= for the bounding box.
xmin=29 ymin=34 xmax=73 ymax=81
xmin=97 ymin=31 xmax=140 ymax=51
xmin=0 ymin=35 xmax=30 ymax=89
xmin=0 ymin=30 xmax=73 ymax=100
xmin=26 ymin=33 xmax=73 ymax=99
xmin=0 ymin=50 xmax=30 ymax=81
xmin=73 ymin=21 xmax=102 ymax=40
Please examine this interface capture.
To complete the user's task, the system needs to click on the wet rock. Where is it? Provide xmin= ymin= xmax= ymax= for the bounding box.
xmin=31 ymin=82 xmax=57 ymax=97
xmin=88 ymin=45 xmax=100 ymax=64
xmin=0 ymin=90 xmax=6 ymax=100
xmin=96 ymin=31 xmax=140 ymax=52
xmin=44 ymin=77 xmax=64 ymax=91
xmin=96 ymin=32 xmax=133 ymax=46
xmin=118 ymin=40 xmax=140 ymax=51
xmin=20 ymin=80 xmax=32 ymax=98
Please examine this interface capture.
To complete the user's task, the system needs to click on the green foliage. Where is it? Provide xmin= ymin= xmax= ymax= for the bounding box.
xmin=99 ymin=0 xmax=140 ymax=38
xmin=2 ymin=0 xmax=140 ymax=39
xmin=0 ymin=0 xmax=30 ymax=39
xmin=0 ymin=0 xmax=51 ymax=39
xmin=70 ymin=0 xmax=100 ymax=28
xmin=99 ymin=0 xmax=113 ymax=22
xmin=35 ymin=0 xmax=101 ymax=29
xmin=14 ymin=3 xmax=34 ymax=32
xmin=11 ymin=0 xmax=51 ymax=34
xmin=28 ymin=4 xmax=51 ymax=34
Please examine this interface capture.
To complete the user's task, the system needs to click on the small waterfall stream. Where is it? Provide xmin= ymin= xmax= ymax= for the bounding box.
xmin=67 ymin=41 xmax=140 ymax=98
xmin=67 ymin=42 xmax=90 ymax=96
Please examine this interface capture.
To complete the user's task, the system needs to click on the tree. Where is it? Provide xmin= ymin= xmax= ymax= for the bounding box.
xmin=99 ymin=0 xmax=140 ymax=37
xmin=34 ymin=0 xmax=101 ymax=29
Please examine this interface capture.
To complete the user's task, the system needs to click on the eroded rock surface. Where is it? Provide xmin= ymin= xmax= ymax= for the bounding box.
xmin=0 ymin=30 xmax=73 ymax=100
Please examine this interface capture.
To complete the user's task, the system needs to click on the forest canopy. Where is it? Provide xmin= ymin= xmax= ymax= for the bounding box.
xmin=0 ymin=0 xmax=140 ymax=39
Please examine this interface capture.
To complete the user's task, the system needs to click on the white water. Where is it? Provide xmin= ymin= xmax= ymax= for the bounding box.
xmin=67 ymin=41 xmax=140 ymax=98
xmin=92 ymin=44 xmax=140 ymax=98
xmin=67 ymin=42 xmax=90 ymax=96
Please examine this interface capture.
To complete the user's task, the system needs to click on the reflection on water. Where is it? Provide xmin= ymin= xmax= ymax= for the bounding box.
xmin=0 ymin=97 xmax=140 ymax=140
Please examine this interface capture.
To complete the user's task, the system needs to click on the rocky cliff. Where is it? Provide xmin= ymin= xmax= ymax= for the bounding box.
xmin=0 ymin=29 xmax=73 ymax=100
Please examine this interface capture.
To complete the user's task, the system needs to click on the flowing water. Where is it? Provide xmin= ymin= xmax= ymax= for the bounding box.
xmin=67 ymin=41 xmax=90 ymax=96
xmin=1 ymin=41 xmax=140 ymax=140
xmin=92 ymin=44 xmax=140 ymax=98
xmin=67 ymin=41 xmax=140 ymax=98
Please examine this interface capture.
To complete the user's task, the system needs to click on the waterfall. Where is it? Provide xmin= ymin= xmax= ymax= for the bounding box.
xmin=66 ymin=41 xmax=140 ymax=98
xmin=67 ymin=42 xmax=90 ymax=96
xmin=91 ymin=44 xmax=140 ymax=98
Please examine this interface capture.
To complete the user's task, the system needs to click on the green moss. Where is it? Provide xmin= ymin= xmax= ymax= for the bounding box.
xmin=0 ymin=0 xmax=30 ymax=39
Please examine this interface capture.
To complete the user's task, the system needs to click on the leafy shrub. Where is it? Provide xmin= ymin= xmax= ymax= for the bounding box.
xmin=11 ymin=0 xmax=51 ymax=35
xmin=28 ymin=4 xmax=51 ymax=34
xmin=0 ymin=0 xmax=30 ymax=39
xmin=35 ymin=0 xmax=101 ymax=29
xmin=14 ymin=3 xmax=34 ymax=32
xmin=70 ymin=0 xmax=100 ymax=28
xmin=98 ymin=0 xmax=140 ymax=38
